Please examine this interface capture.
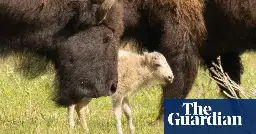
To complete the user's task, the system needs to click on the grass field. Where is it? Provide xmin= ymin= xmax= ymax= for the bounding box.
xmin=0 ymin=51 xmax=255 ymax=134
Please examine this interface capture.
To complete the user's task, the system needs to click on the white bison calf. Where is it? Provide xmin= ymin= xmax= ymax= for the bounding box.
xmin=67 ymin=50 xmax=174 ymax=133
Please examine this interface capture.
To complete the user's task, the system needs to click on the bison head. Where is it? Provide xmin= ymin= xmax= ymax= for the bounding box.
xmin=54 ymin=0 xmax=121 ymax=106
xmin=55 ymin=25 xmax=118 ymax=106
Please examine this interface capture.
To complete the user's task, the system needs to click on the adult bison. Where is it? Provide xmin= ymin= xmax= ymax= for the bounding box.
xmin=120 ymin=0 xmax=256 ymax=120
xmin=0 ymin=0 xmax=124 ymax=106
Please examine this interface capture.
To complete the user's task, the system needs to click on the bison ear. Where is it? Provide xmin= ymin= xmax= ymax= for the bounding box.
xmin=97 ymin=0 xmax=116 ymax=24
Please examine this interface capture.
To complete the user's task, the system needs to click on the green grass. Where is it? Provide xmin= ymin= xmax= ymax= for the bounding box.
xmin=0 ymin=52 xmax=256 ymax=134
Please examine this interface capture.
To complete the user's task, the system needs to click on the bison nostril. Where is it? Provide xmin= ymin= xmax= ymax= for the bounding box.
xmin=110 ymin=83 xmax=117 ymax=93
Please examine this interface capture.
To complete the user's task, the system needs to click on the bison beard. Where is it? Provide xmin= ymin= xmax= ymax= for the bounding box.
xmin=0 ymin=0 xmax=124 ymax=106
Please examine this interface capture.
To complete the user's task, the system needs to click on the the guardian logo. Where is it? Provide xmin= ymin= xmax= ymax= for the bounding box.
xmin=168 ymin=102 xmax=242 ymax=126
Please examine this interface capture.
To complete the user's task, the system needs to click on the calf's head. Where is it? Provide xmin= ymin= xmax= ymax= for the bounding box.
xmin=143 ymin=52 xmax=174 ymax=84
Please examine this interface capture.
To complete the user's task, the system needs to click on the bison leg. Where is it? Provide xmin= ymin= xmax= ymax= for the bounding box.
xmin=218 ymin=52 xmax=243 ymax=98
xmin=204 ymin=52 xmax=243 ymax=98
xmin=156 ymin=23 xmax=200 ymax=120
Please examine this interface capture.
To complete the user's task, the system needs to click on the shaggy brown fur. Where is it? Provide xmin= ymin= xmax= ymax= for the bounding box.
xmin=0 ymin=0 xmax=124 ymax=106
xmin=201 ymin=0 xmax=256 ymax=97
xmin=77 ymin=0 xmax=255 ymax=121
xmin=131 ymin=0 xmax=256 ymax=119
xmin=120 ymin=0 xmax=206 ymax=120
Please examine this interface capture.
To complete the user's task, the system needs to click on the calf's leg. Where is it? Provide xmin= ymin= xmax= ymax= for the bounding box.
xmin=112 ymin=96 xmax=124 ymax=134
xmin=75 ymin=98 xmax=92 ymax=132
xmin=68 ymin=104 xmax=76 ymax=128
xmin=122 ymin=96 xmax=135 ymax=134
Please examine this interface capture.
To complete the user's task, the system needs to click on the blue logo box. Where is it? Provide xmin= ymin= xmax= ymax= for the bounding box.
xmin=164 ymin=99 xmax=256 ymax=134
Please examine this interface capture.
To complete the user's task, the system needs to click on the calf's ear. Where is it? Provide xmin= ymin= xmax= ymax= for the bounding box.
xmin=141 ymin=52 xmax=150 ymax=66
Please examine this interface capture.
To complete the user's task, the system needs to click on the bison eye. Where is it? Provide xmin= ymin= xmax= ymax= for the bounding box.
xmin=103 ymin=35 xmax=111 ymax=44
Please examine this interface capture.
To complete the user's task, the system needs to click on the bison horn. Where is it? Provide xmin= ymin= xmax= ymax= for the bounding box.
xmin=97 ymin=0 xmax=116 ymax=24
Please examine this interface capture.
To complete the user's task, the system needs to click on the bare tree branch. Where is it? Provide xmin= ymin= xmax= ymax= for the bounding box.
xmin=208 ymin=56 xmax=252 ymax=99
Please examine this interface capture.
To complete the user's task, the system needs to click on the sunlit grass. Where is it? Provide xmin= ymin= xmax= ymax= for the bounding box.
xmin=0 ymin=51 xmax=255 ymax=133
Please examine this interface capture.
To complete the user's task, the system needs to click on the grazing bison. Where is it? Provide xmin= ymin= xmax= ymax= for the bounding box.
xmin=68 ymin=49 xmax=174 ymax=133
xmin=0 ymin=0 xmax=124 ymax=106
